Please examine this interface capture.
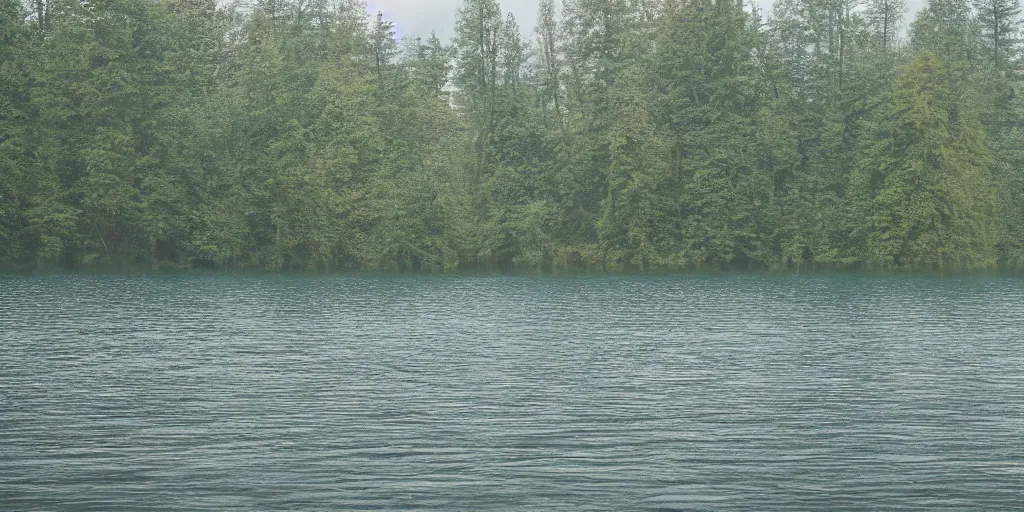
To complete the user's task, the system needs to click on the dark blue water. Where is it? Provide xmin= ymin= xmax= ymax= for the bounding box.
xmin=1 ymin=274 xmax=1022 ymax=510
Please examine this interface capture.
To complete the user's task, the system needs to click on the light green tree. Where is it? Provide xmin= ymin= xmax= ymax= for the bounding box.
xmin=864 ymin=52 xmax=998 ymax=269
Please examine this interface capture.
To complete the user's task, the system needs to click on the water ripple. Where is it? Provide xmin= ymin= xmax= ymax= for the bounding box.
xmin=1 ymin=274 xmax=1023 ymax=510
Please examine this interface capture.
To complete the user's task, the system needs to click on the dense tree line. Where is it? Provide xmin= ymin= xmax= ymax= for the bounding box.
xmin=1 ymin=0 xmax=1023 ymax=271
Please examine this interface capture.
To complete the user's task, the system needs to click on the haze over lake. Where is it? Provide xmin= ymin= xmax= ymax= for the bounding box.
xmin=2 ymin=274 xmax=1022 ymax=509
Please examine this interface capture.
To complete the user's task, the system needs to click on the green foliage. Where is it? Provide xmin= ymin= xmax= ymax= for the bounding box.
xmin=862 ymin=52 xmax=998 ymax=269
xmin=2 ymin=0 xmax=1024 ymax=272
xmin=974 ymin=0 xmax=1023 ymax=66
xmin=0 ymin=0 xmax=29 ymax=264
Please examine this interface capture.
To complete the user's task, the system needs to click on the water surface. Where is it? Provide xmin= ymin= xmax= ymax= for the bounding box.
xmin=1 ymin=274 xmax=1022 ymax=509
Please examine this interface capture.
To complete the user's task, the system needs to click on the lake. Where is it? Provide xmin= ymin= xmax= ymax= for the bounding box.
xmin=1 ymin=274 xmax=1022 ymax=509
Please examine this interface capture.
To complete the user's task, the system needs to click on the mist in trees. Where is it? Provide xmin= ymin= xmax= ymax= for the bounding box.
xmin=1 ymin=0 xmax=1023 ymax=271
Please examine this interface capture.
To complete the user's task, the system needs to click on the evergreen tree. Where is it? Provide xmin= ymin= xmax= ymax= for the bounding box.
xmin=1 ymin=0 xmax=1023 ymax=272
xmin=862 ymin=52 xmax=997 ymax=269
xmin=0 ymin=0 xmax=31 ymax=264
xmin=974 ymin=0 xmax=1023 ymax=67
xmin=453 ymin=0 xmax=503 ymax=178
xmin=653 ymin=0 xmax=766 ymax=267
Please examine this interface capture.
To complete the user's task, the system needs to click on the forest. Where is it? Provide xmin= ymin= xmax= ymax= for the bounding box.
xmin=2 ymin=0 xmax=1024 ymax=271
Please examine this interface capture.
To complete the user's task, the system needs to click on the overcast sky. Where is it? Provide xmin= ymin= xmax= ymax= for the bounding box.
xmin=367 ymin=0 xmax=930 ymax=42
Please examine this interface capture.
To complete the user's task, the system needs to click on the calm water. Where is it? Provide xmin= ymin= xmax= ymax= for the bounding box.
xmin=1 ymin=274 xmax=1023 ymax=510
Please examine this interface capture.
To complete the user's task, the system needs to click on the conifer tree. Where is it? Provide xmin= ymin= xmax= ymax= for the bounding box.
xmin=864 ymin=52 xmax=998 ymax=269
